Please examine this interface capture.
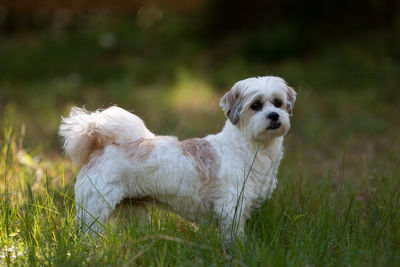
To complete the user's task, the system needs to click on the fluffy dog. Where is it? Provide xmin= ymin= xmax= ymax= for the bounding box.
xmin=59 ymin=76 xmax=296 ymax=237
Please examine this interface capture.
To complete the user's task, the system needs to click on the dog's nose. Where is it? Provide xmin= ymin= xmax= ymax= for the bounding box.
xmin=267 ymin=112 xmax=279 ymax=122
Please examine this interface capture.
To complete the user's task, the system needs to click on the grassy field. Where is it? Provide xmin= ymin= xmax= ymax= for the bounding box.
xmin=1 ymin=14 xmax=400 ymax=266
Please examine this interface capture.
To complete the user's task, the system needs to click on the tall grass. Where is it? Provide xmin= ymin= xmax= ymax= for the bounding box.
xmin=1 ymin=125 xmax=399 ymax=266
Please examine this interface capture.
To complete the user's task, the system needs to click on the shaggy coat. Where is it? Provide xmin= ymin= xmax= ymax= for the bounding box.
xmin=59 ymin=76 xmax=296 ymax=236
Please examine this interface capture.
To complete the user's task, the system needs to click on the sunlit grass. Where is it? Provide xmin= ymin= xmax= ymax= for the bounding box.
xmin=1 ymin=118 xmax=399 ymax=266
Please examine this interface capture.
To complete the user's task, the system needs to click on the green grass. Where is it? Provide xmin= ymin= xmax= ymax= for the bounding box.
xmin=1 ymin=12 xmax=400 ymax=266
xmin=1 ymin=124 xmax=399 ymax=266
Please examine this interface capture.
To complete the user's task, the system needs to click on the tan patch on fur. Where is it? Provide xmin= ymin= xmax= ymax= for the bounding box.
xmin=121 ymin=138 xmax=156 ymax=162
xmin=91 ymin=135 xmax=114 ymax=151
xmin=180 ymin=138 xmax=220 ymax=187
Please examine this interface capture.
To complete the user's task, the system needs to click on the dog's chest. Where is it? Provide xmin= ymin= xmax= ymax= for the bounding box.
xmin=230 ymin=147 xmax=280 ymax=201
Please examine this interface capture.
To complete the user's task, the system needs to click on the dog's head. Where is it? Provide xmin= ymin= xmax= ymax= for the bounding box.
xmin=220 ymin=76 xmax=296 ymax=141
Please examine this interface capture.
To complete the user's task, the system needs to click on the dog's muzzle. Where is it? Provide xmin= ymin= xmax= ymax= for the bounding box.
xmin=267 ymin=112 xmax=281 ymax=130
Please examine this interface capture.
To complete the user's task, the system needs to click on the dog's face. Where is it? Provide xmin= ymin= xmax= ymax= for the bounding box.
xmin=220 ymin=76 xmax=296 ymax=141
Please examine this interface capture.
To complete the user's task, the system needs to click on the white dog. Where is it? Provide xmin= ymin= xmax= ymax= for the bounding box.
xmin=59 ymin=76 xmax=296 ymax=237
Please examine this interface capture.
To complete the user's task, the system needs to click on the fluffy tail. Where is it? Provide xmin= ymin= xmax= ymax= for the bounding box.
xmin=59 ymin=106 xmax=154 ymax=165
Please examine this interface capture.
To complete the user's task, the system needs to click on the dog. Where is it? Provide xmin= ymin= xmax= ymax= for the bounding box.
xmin=59 ymin=76 xmax=296 ymax=237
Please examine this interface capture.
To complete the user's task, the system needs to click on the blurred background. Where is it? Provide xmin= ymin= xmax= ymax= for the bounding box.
xmin=1 ymin=0 xmax=399 ymax=185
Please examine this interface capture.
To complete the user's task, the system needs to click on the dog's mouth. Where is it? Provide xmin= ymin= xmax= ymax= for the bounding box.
xmin=267 ymin=122 xmax=281 ymax=130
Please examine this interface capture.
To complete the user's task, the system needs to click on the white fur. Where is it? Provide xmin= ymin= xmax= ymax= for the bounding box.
xmin=59 ymin=76 xmax=296 ymax=237
xmin=59 ymin=106 xmax=154 ymax=165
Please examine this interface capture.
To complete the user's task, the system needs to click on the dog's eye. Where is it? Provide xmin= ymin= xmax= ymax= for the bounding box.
xmin=250 ymin=100 xmax=263 ymax=111
xmin=273 ymin=99 xmax=283 ymax=108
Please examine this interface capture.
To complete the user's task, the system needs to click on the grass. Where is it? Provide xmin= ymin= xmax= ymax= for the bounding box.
xmin=1 ymin=123 xmax=399 ymax=266
xmin=1 ymin=11 xmax=400 ymax=266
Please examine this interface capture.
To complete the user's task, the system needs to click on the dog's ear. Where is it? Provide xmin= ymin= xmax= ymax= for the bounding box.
xmin=220 ymin=87 xmax=243 ymax=125
xmin=285 ymin=84 xmax=297 ymax=115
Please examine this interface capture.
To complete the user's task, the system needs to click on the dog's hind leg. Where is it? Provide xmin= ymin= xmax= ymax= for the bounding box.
xmin=74 ymin=170 xmax=127 ymax=236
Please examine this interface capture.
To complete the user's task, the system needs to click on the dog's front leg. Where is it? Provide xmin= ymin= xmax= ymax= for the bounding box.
xmin=216 ymin=192 xmax=250 ymax=240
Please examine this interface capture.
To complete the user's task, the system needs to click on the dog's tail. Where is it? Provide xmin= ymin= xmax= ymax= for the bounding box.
xmin=59 ymin=106 xmax=154 ymax=165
